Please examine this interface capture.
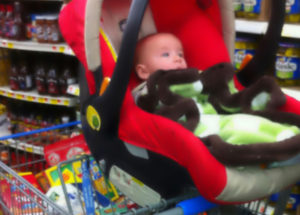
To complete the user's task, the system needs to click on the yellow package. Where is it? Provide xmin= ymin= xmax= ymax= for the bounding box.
xmin=44 ymin=161 xmax=82 ymax=187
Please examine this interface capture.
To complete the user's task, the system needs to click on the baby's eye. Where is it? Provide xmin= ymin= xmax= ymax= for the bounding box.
xmin=178 ymin=52 xmax=184 ymax=57
xmin=161 ymin=52 xmax=170 ymax=57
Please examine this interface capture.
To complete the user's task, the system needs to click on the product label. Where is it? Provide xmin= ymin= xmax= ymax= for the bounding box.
xmin=9 ymin=77 xmax=19 ymax=90
xmin=234 ymin=49 xmax=255 ymax=70
xmin=46 ymin=26 xmax=51 ymax=37
xmin=36 ymin=78 xmax=47 ymax=93
xmin=286 ymin=0 xmax=300 ymax=14
xmin=36 ymin=26 xmax=43 ymax=39
xmin=234 ymin=0 xmax=243 ymax=11
xmin=52 ymin=32 xmax=59 ymax=42
xmin=275 ymin=56 xmax=300 ymax=80
xmin=11 ymin=25 xmax=17 ymax=38
xmin=26 ymin=75 xmax=32 ymax=88
xmin=18 ymin=76 xmax=26 ymax=90
xmin=5 ymin=20 xmax=13 ymax=38
xmin=244 ymin=0 xmax=261 ymax=13
xmin=47 ymin=78 xmax=59 ymax=95
xmin=36 ymin=25 xmax=47 ymax=41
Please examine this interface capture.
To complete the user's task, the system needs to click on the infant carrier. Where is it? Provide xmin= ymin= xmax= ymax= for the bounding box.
xmin=59 ymin=0 xmax=300 ymax=206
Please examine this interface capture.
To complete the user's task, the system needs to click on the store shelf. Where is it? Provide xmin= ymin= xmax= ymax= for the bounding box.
xmin=0 ymin=86 xmax=78 ymax=107
xmin=235 ymin=19 xmax=300 ymax=39
xmin=3 ymin=139 xmax=44 ymax=155
xmin=0 ymin=39 xmax=74 ymax=55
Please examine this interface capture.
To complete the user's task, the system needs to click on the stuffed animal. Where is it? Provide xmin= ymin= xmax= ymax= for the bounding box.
xmin=136 ymin=63 xmax=300 ymax=166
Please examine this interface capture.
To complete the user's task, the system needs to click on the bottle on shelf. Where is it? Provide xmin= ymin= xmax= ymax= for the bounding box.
xmin=46 ymin=57 xmax=60 ymax=96
xmin=46 ymin=14 xmax=61 ymax=44
xmin=4 ymin=4 xmax=13 ymax=39
xmin=34 ymin=56 xmax=48 ymax=95
xmin=36 ymin=15 xmax=47 ymax=43
xmin=11 ymin=1 xmax=26 ymax=41
xmin=0 ymin=4 xmax=6 ymax=37
xmin=0 ymin=49 xmax=9 ymax=86
xmin=18 ymin=58 xmax=33 ymax=91
xmin=29 ymin=14 xmax=37 ymax=41
xmin=9 ymin=53 xmax=19 ymax=91
xmin=59 ymin=57 xmax=76 ymax=95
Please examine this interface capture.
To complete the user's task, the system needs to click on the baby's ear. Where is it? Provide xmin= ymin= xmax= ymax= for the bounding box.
xmin=136 ymin=64 xmax=150 ymax=81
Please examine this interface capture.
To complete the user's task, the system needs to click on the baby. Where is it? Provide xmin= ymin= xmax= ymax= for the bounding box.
xmin=132 ymin=33 xmax=300 ymax=166
xmin=132 ymin=32 xmax=188 ymax=100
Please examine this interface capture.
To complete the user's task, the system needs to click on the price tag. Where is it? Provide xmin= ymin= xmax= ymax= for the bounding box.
xmin=16 ymin=94 xmax=23 ymax=100
xmin=50 ymin=99 xmax=58 ymax=105
xmin=0 ymin=90 xmax=5 ymax=95
xmin=59 ymin=46 xmax=65 ymax=53
xmin=38 ymin=97 xmax=45 ymax=103
xmin=7 ymin=92 xmax=14 ymax=98
xmin=75 ymin=88 xmax=80 ymax=96
xmin=25 ymin=147 xmax=33 ymax=153
xmin=63 ymin=100 xmax=70 ymax=106
xmin=34 ymin=146 xmax=43 ymax=155
xmin=7 ymin=43 xmax=14 ymax=48
xmin=18 ymin=143 xmax=25 ymax=150
xmin=27 ymin=96 xmax=34 ymax=101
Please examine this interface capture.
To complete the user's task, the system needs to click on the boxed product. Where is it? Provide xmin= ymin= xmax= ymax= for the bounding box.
xmin=44 ymin=161 xmax=83 ymax=187
xmin=44 ymin=134 xmax=90 ymax=166
xmin=242 ymin=0 xmax=272 ymax=21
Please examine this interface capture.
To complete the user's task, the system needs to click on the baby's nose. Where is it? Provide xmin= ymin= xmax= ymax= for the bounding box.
xmin=174 ymin=55 xmax=182 ymax=62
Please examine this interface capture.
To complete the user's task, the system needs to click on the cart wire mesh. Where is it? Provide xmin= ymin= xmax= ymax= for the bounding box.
xmin=0 ymin=123 xmax=298 ymax=215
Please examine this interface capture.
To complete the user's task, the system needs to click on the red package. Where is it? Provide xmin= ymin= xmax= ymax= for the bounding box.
xmin=0 ymin=173 xmax=44 ymax=215
xmin=44 ymin=134 xmax=90 ymax=166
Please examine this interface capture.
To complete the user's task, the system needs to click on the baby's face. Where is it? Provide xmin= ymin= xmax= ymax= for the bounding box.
xmin=137 ymin=34 xmax=187 ymax=80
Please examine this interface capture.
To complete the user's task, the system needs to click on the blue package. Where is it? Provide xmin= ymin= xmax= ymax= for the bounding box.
xmin=275 ymin=56 xmax=300 ymax=80
xmin=286 ymin=0 xmax=300 ymax=14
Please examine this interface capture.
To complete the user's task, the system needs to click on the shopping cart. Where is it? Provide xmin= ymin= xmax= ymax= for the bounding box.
xmin=0 ymin=153 xmax=296 ymax=215
xmin=0 ymin=121 xmax=81 ymax=215
xmin=0 ymin=119 xmax=297 ymax=215
xmin=0 ymin=127 xmax=296 ymax=215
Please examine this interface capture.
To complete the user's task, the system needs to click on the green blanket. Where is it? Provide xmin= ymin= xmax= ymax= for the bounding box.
xmin=170 ymin=81 xmax=300 ymax=145
xmin=135 ymin=63 xmax=300 ymax=166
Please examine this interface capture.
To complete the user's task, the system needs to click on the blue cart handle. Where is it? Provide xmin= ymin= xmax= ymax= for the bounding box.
xmin=176 ymin=195 xmax=217 ymax=215
xmin=0 ymin=120 xmax=81 ymax=141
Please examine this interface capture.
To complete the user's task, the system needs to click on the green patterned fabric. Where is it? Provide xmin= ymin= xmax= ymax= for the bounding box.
xmin=170 ymin=81 xmax=300 ymax=145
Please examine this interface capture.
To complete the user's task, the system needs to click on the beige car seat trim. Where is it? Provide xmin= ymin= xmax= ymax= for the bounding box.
xmin=85 ymin=0 xmax=102 ymax=71
xmin=217 ymin=164 xmax=300 ymax=202
xmin=218 ymin=0 xmax=235 ymax=62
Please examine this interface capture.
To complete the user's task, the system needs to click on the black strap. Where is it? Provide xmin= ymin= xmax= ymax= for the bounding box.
xmin=102 ymin=0 xmax=149 ymax=102
xmin=91 ymin=0 xmax=149 ymax=132
xmin=237 ymin=0 xmax=286 ymax=86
